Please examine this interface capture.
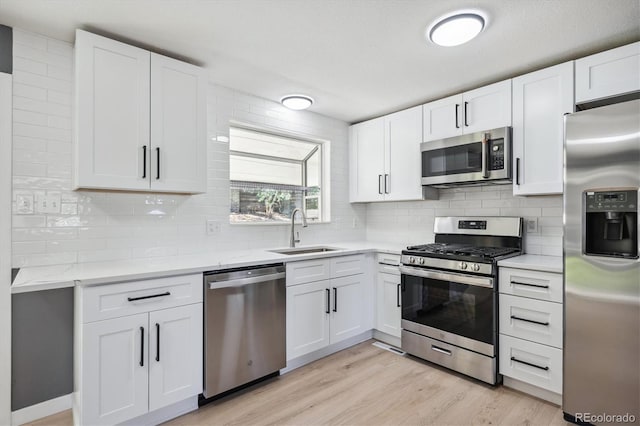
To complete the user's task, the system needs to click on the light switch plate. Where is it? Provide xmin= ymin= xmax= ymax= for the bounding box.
xmin=36 ymin=194 xmax=61 ymax=214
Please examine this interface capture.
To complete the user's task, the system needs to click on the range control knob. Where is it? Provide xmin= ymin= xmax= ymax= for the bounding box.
xmin=409 ymin=257 xmax=416 ymax=264
xmin=419 ymin=258 xmax=425 ymax=265
xmin=459 ymin=262 xmax=468 ymax=270
xmin=471 ymin=264 xmax=480 ymax=272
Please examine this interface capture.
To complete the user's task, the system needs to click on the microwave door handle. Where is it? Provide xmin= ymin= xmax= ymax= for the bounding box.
xmin=481 ymin=133 xmax=490 ymax=179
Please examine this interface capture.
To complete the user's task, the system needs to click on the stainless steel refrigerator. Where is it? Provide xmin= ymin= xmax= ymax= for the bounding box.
xmin=564 ymin=99 xmax=640 ymax=425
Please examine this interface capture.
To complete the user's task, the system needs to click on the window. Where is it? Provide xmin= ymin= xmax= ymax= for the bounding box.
xmin=229 ymin=127 xmax=326 ymax=224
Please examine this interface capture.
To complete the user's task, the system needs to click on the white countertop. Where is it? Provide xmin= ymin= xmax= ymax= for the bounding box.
xmin=498 ymin=254 xmax=563 ymax=274
xmin=11 ymin=241 xmax=404 ymax=294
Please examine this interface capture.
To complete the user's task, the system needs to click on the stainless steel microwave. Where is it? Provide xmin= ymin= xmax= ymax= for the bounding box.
xmin=420 ymin=127 xmax=512 ymax=187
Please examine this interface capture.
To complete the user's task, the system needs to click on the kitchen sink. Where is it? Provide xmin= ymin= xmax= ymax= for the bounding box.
xmin=269 ymin=246 xmax=343 ymax=255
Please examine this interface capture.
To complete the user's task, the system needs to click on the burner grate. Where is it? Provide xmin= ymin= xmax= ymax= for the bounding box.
xmin=405 ymin=243 xmax=520 ymax=260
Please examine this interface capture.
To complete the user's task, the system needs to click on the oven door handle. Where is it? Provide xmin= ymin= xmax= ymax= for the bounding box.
xmin=399 ymin=265 xmax=494 ymax=289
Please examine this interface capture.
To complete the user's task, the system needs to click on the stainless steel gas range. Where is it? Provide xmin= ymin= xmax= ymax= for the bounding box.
xmin=400 ymin=216 xmax=523 ymax=385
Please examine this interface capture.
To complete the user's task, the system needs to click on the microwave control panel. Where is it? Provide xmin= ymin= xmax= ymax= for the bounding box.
xmin=489 ymin=139 xmax=505 ymax=170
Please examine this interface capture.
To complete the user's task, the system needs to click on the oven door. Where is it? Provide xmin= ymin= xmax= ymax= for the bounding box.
xmin=420 ymin=127 xmax=510 ymax=186
xmin=399 ymin=265 xmax=496 ymax=356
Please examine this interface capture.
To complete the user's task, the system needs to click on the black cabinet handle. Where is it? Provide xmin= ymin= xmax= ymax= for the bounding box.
xmin=325 ymin=289 xmax=330 ymax=314
xmin=516 ymin=158 xmax=520 ymax=185
xmin=127 ymin=292 xmax=170 ymax=302
xmin=396 ymin=283 xmax=401 ymax=308
xmin=455 ymin=104 xmax=460 ymax=129
xmin=464 ymin=101 xmax=469 ymax=126
xmin=511 ymin=315 xmax=549 ymax=326
xmin=156 ymin=147 xmax=160 ymax=179
xmin=139 ymin=326 xmax=144 ymax=367
xmin=378 ymin=174 xmax=383 ymax=195
xmin=511 ymin=356 xmax=549 ymax=371
xmin=155 ymin=323 xmax=160 ymax=362
xmin=142 ymin=145 xmax=147 ymax=178
xmin=384 ymin=174 xmax=389 ymax=194
xmin=333 ymin=287 xmax=337 ymax=312
xmin=511 ymin=281 xmax=549 ymax=289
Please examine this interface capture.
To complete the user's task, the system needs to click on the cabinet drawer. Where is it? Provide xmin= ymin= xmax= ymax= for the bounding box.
xmin=331 ymin=254 xmax=365 ymax=278
xmin=286 ymin=259 xmax=331 ymax=286
xmin=499 ymin=334 xmax=562 ymax=394
xmin=499 ymin=294 xmax=562 ymax=348
xmin=81 ymin=274 xmax=203 ymax=323
xmin=377 ymin=263 xmax=400 ymax=275
xmin=377 ymin=253 xmax=400 ymax=266
xmin=499 ymin=267 xmax=562 ymax=303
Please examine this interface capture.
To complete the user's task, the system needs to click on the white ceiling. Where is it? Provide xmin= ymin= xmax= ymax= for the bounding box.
xmin=0 ymin=0 xmax=638 ymax=123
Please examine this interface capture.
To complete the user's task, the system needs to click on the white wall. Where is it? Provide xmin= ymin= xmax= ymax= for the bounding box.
xmin=1 ymin=70 xmax=13 ymax=426
xmin=10 ymin=29 xmax=366 ymax=268
xmin=366 ymin=186 xmax=563 ymax=256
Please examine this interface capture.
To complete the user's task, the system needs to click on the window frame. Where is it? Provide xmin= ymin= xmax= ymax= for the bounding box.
xmin=228 ymin=122 xmax=331 ymax=225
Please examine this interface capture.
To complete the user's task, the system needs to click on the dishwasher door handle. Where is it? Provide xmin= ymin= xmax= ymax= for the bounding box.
xmin=208 ymin=272 xmax=286 ymax=289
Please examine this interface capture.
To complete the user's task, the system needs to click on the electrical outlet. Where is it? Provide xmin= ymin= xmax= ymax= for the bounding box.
xmin=526 ymin=218 xmax=538 ymax=233
xmin=36 ymin=194 xmax=61 ymax=214
xmin=206 ymin=220 xmax=221 ymax=235
xmin=16 ymin=194 xmax=34 ymax=214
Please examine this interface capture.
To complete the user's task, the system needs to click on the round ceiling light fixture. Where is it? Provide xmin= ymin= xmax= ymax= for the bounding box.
xmin=281 ymin=94 xmax=314 ymax=110
xmin=427 ymin=11 xmax=487 ymax=47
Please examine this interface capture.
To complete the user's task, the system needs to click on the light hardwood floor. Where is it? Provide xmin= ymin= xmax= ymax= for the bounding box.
xmin=28 ymin=340 xmax=568 ymax=426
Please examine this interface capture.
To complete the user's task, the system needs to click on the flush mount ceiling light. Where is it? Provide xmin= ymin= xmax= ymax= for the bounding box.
xmin=281 ymin=95 xmax=314 ymax=110
xmin=427 ymin=11 xmax=487 ymax=47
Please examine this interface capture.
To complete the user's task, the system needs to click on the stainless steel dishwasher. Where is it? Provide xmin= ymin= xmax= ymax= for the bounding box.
xmin=203 ymin=264 xmax=286 ymax=399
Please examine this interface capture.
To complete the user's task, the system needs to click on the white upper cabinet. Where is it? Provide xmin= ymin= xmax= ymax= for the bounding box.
xmin=75 ymin=30 xmax=207 ymax=194
xmin=575 ymin=42 xmax=640 ymax=104
xmin=150 ymin=54 xmax=207 ymax=193
xmin=350 ymin=117 xmax=385 ymax=202
xmin=423 ymin=80 xmax=511 ymax=142
xmin=75 ymin=30 xmax=151 ymax=191
xmin=384 ymin=106 xmax=424 ymax=202
xmin=512 ymin=62 xmax=574 ymax=196
xmin=349 ymin=106 xmax=423 ymax=202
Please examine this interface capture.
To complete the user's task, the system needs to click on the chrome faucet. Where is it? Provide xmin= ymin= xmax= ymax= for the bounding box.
xmin=290 ymin=208 xmax=308 ymax=248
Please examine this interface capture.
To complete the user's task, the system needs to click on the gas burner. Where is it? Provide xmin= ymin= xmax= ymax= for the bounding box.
xmin=405 ymin=243 xmax=519 ymax=260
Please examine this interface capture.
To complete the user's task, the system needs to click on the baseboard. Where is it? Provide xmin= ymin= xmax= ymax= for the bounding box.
xmin=281 ymin=330 xmax=374 ymax=374
xmin=503 ymin=376 xmax=562 ymax=405
xmin=120 ymin=396 xmax=198 ymax=426
xmin=372 ymin=330 xmax=401 ymax=348
xmin=11 ymin=394 xmax=72 ymax=425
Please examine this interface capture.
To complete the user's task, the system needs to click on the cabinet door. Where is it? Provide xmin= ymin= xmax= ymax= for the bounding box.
xmin=81 ymin=313 xmax=148 ymax=425
xmin=148 ymin=304 xmax=203 ymax=411
xmin=575 ymin=42 xmax=640 ymax=103
xmin=75 ymin=30 xmax=151 ymax=191
xmin=376 ymin=270 xmax=401 ymax=338
xmin=286 ymin=281 xmax=331 ymax=360
xmin=150 ymin=54 xmax=207 ymax=193
xmin=384 ymin=106 xmax=424 ymax=201
xmin=330 ymin=275 xmax=365 ymax=344
xmin=422 ymin=94 xmax=462 ymax=141
xmin=350 ymin=118 xmax=385 ymax=202
xmin=462 ymin=80 xmax=511 ymax=134
xmin=512 ymin=62 xmax=573 ymax=195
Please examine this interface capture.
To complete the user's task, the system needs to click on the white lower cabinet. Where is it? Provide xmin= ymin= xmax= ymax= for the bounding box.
xmin=376 ymin=262 xmax=401 ymax=339
xmin=286 ymin=255 xmax=370 ymax=360
xmin=498 ymin=266 xmax=563 ymax=400
xmin=75 ymin=274 xmax=203 ymax=426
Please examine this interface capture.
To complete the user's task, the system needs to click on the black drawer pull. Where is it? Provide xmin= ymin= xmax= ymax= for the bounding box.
xmin=127 ymin=292 xmax=171 ymax=302
xmin=155 ymin=323 xmax=160 ymax=362
xmin=511 ymin=281 xmax=549 ymax=289
xmin=511 ymin=315 xmax=549 ymax=326
xmin=333 ymin=287 xmax=337 ymax=312
xmin=325 ymin=288 xmax=330 ymax=314
xmin=142 ymin=145 xmax=147 ymax=178
xmin=396 ymin=283 xmax=401 ymax=308
xmin=511 ymin=356 xmax=549 ymax=371
xmin=139 ymin=326 xmax=144 ymax=367
xmin=156 ymin=147 xmax=160 ymax=179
